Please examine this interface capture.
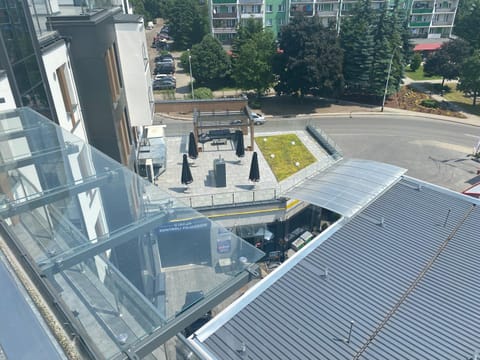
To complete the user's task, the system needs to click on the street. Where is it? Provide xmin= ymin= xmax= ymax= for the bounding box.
xmin=160 ymin=114 xmax=480 ymax=192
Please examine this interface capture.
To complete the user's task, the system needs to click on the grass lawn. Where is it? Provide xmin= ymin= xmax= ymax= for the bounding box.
xmin=442 ymin=83 xmax=480 ymax=116
xmin=405 ymin=65 xmax=442 ymax=81
xmin=255 ymin=134 xmax=316 ymax=181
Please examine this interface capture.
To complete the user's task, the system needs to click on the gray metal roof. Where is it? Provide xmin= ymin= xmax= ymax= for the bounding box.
xmin=285 ymin=158 xmax=406 ymax=218
xmin=190 ymin=177 xmax=480 ymax=360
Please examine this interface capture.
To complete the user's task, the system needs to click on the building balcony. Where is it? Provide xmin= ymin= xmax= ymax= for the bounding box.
xmin=434 ymin=7 xmax=456 ymax=12
xmin=238 ymin=0 xmax=262 ymax=4
xmin=240 ymin=12 xmax=263 ymax=18
xmin=317 ymin=10 xmax=337 ymax=16
xmin=213 ymin=12 xmax=237 ymax=18
xmin=291 ymin=0 xmax=314 ymax=3
xmin=431 ymin=20 xmax=454 ymax=26
xmin=410 ymin=21 xmax=431 ymax=27
xmin=213 ymin=27 xmax=238 ymax=33
xmin=212 ymin=0 xmax=236 ymax=3
xmin=412 ymin=7 xmax=433 ymax=13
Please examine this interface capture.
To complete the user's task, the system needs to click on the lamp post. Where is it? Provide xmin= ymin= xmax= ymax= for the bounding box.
xmin=381 ymin=46 xmax=401 ymax=112
xmin=187 ymin=49 xmax=194 ymax=100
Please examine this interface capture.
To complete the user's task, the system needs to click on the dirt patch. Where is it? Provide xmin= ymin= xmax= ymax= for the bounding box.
xmin=384 ymin=86 xmax=467 ymax=118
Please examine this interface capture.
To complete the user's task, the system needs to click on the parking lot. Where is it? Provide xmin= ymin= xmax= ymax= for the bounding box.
xmin=145 ymin=21 xmax=193 ymax=99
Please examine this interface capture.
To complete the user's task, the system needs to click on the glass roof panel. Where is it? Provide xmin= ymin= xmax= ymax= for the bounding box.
xmin=0 ymin=108 xmax=264 ymax=359
xmin=286 ymin=158 xmax=406 ymax=218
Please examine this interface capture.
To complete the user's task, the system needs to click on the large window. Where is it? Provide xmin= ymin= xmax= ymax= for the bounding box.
xmin=105 ymin=44 xmax=122 ymax=103
xmin=56 ymin=64 xmax=77 ymax=127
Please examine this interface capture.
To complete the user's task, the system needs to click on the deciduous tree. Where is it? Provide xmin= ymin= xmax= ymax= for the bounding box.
xmin=424 ymin=39 xmax=472 ymax=86
xmin=274 ymin=16 xmax=344 ymax=98
xmin=190 ymin=35 xmax=231 ymax=88
xmin=457 ymin=50 xmax=480 ymax=105
xmin=232 ymin=31 xmax=277 ymax=97
xmin=164 ymin=0 xmax=208 ymax=50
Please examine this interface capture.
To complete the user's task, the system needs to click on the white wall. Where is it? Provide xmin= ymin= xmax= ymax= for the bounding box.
xmin=0 ymin=75 xmax=16 ymax=111
xmin=115 ymin=20 xmax=154 ymax=126
xmin=42 ymin=41 xmax=89 ymax=143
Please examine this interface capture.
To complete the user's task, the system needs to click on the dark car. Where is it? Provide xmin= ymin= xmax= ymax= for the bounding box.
xmin=153 ymin=80 xmax=176 ymax=90
xmin=154 ymin=63 xmax=175 ymax=75
xmin=155 ymin=53 xmax=173 ymax=62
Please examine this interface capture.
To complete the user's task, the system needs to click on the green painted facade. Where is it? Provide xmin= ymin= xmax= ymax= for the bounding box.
xmin=264 ymin=0 xmax=288 ymax=37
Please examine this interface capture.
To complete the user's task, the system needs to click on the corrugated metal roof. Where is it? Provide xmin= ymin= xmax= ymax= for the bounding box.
xmin=191 ymin=177 xmax=480 ymax=360
xmin=285 ymin=159 xmax=406 ymax=218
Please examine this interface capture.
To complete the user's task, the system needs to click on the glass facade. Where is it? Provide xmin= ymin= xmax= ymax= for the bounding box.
xmin=0 ymin=0 xmax=51 ymax=117
xmin=0 ymin=108 xmax=264 ymax=359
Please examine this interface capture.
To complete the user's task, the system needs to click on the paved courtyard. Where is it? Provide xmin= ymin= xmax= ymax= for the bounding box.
xmin=156 ymin=130 xmax=333 ymax=208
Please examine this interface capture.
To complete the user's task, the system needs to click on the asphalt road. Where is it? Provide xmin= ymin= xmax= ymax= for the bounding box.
xmin=161 ymin=114 xmax=480 ymax=192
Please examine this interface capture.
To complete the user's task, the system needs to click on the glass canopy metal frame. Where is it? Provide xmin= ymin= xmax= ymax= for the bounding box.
xmin=0 ymin=108 xmax=264 ymax=359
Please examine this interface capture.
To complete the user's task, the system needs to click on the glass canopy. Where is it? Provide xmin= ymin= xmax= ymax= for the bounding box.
xmin=0 ymin=108 xmax=264 ymax=359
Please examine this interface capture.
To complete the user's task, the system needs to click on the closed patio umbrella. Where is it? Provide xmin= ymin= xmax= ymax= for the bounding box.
xmin=181 ymin=154 xmax=193 ymax=185
xmin=235 ymin=130 xmax=245 ymax=158
xmin=249 ymin=151 xmax=260 ymax=183
xmin=188 ymin=132 xmax=198 ymax=160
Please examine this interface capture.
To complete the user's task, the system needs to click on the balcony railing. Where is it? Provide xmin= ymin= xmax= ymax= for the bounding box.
xmin=410 ymin=21 xmax=430 ymax=26
xmin=212 ymin=0 xmax=236 ymax=3
xmin=431 ymin=20 xmax=454 ymax=25
xmin=213 ymin=12 xmax=237 ymax=18
xmin=412 ymin=7 xmax=433 ymax=13
xmin=434 ymin=7 xmax=456 ymax=12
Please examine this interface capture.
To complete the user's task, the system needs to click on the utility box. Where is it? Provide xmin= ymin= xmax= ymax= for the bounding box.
xmin=213 ymin=158 xmax=226 ymax=187
xmin=137 ymin=125 xmax=166 ymax=183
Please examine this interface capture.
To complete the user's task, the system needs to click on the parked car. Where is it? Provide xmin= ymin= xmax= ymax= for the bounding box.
xmin=154 ymin=63 xmax=175 ymax=75
xmin=153 ymin=79 xmax=176 ymax=90
xmin=251 ymin=112 xmax=265 ymax=125
xmin=154 ymin=74 xmax=176 ymax=82
xmin=155 ymin=54 xmax=173 ymax=62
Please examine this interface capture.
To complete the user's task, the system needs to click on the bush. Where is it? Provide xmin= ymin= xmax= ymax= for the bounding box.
xmin=410 ymin=53 xmax=422 ymax=72
xmin=420 ymin=99 xmax=439 ymax=108
xmin=192 ymin=87 xmax=213 ymax=99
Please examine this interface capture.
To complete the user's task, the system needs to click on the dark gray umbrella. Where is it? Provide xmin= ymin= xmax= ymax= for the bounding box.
xmin=181 ymin=154 xmax=193 ymax=185
xmin=249 ymin=151 xmax=260 ymax=182
xmin=235 ymin=130 xmax=245 ymax=158
xmin=188 ymin=132 xmax=198 ymax=160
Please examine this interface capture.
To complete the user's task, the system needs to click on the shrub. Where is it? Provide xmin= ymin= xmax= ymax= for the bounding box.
xmin=420 ymin=99 xmax=439 ymax=108
xmin=192 ymin=87 xmax=213 ymax=99
xmin=410 ymin=53 xmax=422 ymax=72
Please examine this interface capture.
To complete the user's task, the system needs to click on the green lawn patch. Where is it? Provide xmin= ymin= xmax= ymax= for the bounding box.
xmin=255 ymin=134 xmax=316 ymax=181
xmin=443 ymin=83 xmax=480 ymax=116
xmin=405 ymin=65 xmax=442 ymax=81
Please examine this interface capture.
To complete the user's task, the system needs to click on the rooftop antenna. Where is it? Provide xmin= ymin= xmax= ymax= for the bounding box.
xmin=333 ymin=321 xmax=354 ymax=344
xmin=443 ymin=208 xmax=451 ymax=227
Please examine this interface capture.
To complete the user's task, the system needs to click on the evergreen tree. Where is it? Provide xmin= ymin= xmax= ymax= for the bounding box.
xmin=341 ymin=0 xmax=374 ymax=94
xmin=190 ymin=35 xmax=231 ymax=88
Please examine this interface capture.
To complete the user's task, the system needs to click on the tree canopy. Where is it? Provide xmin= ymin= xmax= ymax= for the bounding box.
xmin=163 ymin=0 xmax=209 ymax=50
xmin=232 ymin=27 xmax=277 ymax=96
xmin=457 ymin=50 xmax=480 ymax=105
xmin=340 ymin=0 xmax=407 ymax=98
xmin=424 ymin=39 xmax=472 ymax=86
xmin=274 ymin=16 xmax=344 ymax=98
xmin=190 ymin=35 xmax=231 ymax=88
xmin=454 ymin=0 xmax=480 ymax=49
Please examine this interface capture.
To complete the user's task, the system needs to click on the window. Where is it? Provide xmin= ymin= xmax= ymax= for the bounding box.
xmin=118 ymin=107 xmax=131 ymax=164
xmin=266 ymin=4 xmax=272 ymax=12
xmin=266 ymin=18 xmax=272 ymax=26
xmin=56 ymin=64 xmax=77 ymax=127
xmin=252 ymin=5 xmax=261 ymax=13
xmin=278 ymin=4 xmax=285 ymax=12
xmin=105 ymin=44 xmax=122 ymax=103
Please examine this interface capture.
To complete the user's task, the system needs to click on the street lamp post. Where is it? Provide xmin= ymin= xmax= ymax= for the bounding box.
xmin=187 ymin=49 xmax=194 ymax=100
xmin=381 ymin=46 xmax=401 ymax=112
